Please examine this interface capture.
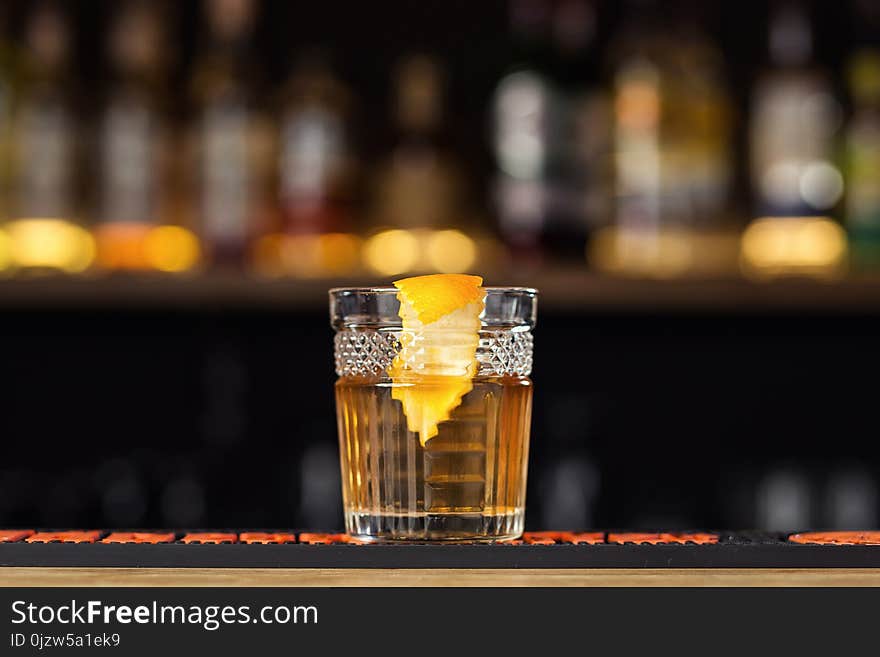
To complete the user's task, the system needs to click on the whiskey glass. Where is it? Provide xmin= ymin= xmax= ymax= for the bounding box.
xmin=330 ymin=286 xmax=536 ymax=541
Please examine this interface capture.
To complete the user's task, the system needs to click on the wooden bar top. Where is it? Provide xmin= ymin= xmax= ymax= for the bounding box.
xmin=2 ymin=567 xmax=880 ymax=587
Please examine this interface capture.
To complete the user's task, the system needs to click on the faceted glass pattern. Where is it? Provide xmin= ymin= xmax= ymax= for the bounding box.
xmin=334 ymin=328 xmax=533 ymax=378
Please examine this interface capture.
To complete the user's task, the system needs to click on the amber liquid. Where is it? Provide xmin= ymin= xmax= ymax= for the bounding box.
xmin=335 ymin=375 xmax=532 ymax=541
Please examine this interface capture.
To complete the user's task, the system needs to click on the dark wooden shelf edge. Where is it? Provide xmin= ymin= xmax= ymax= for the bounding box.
xmin=1 ymin=271 xmax=880 ymax=311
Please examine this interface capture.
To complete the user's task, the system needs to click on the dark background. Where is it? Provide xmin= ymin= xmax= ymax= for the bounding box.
xmin=3 ymin=302 xmax=877 ymax=532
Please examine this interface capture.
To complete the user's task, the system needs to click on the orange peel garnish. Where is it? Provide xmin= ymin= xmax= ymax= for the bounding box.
xmin=390 ymin=274 xmax=484 ymax=445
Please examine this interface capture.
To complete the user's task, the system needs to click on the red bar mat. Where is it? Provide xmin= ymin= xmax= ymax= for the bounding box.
xmin=26 ymin=531 xmax=102 ymax=544
xmin=609 ymin=532 xmax=719 ymax=545
xmin=0 ymin=530 xmax=34 ymax=543
xmin=239 ymin=532 xmax=297 ymax=544
xmin=298 ymin=533 xmax=358 ymax=545
xmin=4 ymin=529 xmax=880 ymax=569
xmin=102 ymin=532 xmax=176 ymax=544
xmin=515 ymin=531 xmax=606 ymax=545
xmin=568 ymin=532 xmax=606 ymax=545
xmin=789 ymin=531 xmax=880 ymax=545
xmin=180 ymin=532 xmax=237 ymax=544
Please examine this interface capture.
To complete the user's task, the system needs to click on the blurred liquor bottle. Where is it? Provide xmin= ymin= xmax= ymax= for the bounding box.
xmin=0 ymin=6 xmax=15 ymax=224
xmin=492 ymin=0 xmax=558 ymax=262
xmin=846 ymin=51 xmax=880 ymax=269
xmin=5 ymin=2 xmax=94 ymax=273
xmin=370 ymin=54 xmax=466 ymax=233
xmin=598 ymin=0 xmax=733 ymax=277
xmin=549 ymin=0 xmax=612 ymax=262
xmin=188 ymin=0 xmax=274 ymax=268
xmin=277 ymin=52 xmax=355 ymax=235
xmin=743 ymin=1 xmax=846 ymax=277
xmin=749 ymin=2 xmax=843 ymax=219
xmin=10 ymin=2 xmax=78 ymax=223
xmin=845 ymin=2 xmax=880 ymax=269
xmin=250 ymin=52 xmax=360 ymax=278
xmin=94 ymin=1 xmax=174 ymax=270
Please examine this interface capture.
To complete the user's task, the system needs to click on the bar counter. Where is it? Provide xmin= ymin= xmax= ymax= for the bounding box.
xmin=3 ymin=531 xmax=880 ymax=587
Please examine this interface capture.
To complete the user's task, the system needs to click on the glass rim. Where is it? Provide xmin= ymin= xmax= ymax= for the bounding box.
xmin=330 ymin=285 xmax=538 ymax=329
xmin=329 ymin=286 xmax=538 ymax=296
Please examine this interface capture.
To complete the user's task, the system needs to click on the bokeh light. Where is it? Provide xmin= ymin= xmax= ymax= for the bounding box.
xmin=94 ymin=222 xmax=153 ymax=270
xmin=425 ymin=229 xmax=476 ymax=273
xmin=363 ymin=229 xmax=419 ymax=275
xmin=6 ymin=218 xmax=96 ymax=272
xmin=799 ymin=160 xmax=844 ymax=210
xmin=314 ymin=233 xmax=361 ymax=276
xmin=740 ymin=216 xmax=848 ymax=277
xmin=144 ymin=225 xmax=201 ymax=273
xmin=590 ymin=226 xmax=740 ymax=278
xmin=253 ymin=232 xmax=360 ymax=278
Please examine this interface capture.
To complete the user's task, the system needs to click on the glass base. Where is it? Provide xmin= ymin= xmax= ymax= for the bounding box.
xmin=345 ymin=510 xmax=524 ymax=542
